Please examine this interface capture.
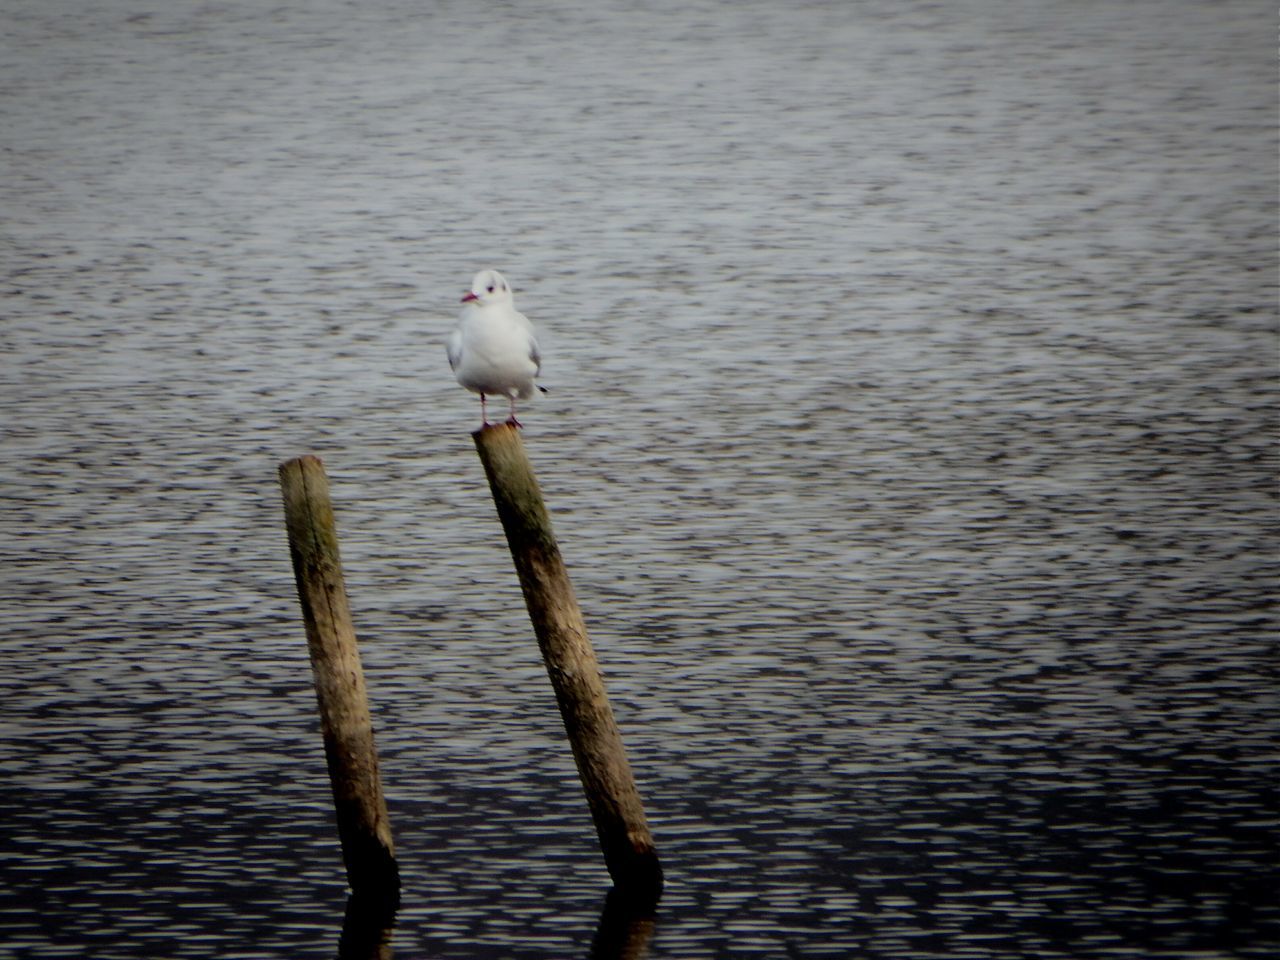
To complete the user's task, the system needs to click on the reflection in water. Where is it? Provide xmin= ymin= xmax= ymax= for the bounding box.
xmin=588 ymin=888 xmax=658 ymax=960
xmin=335 ymin=884 xmax=659 ymax=960
xmin=339 ymin=892 xmax=398 ymax=960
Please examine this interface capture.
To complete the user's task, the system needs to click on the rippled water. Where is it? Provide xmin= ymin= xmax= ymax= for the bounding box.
xmin=2 ymin=1 xmax=1277 ymax=957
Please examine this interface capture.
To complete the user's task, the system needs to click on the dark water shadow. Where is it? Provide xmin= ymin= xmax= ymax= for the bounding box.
xmin=335 ymin=884 xmax=656 ymax=960
xmin=338 ymin=889 xmax=400 ymax=960
xmin=587 ymin=886 xmax=658 ymax=960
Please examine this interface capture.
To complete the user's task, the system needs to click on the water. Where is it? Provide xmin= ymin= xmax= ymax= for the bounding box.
xmin=2 ymin=1 xmax=1276 ymax=957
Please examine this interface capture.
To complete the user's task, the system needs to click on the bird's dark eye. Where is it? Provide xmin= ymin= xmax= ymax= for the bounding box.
xmin=487 ymin=284 xmax=495 ymax=293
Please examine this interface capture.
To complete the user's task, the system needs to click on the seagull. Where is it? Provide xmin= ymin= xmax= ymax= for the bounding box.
xmin=446 ymin=268 xmax=545 ymax=427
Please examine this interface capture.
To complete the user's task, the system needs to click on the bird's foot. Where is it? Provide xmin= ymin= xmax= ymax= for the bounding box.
xmin=504 ymin=415 xmax=523 ymax=428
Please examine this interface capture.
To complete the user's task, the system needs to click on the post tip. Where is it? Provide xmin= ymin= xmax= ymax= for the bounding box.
xmin=280 ymin=453 xmax=325 ymax=471
xmin=472 ymin=421 xmax=521 ymax=439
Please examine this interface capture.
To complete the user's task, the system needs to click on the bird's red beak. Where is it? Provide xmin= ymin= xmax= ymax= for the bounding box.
xmin=461 ymin=291 xmax=478 ymax=303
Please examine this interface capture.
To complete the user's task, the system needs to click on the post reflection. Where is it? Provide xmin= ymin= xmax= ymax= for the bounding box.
xmin=588 ymin=887 xmax=658 ymax=960
xmin=338 ymin=890 xmax=399 ymax=960
xmin=333 ymin=884 xmax=657 ymax=959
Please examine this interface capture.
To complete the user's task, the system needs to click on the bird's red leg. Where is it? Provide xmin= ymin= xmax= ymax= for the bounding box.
xmin=506 ymin=397 xmax=522 ymax=428
xmin=480 ymin=392 xmax=489 ymax=426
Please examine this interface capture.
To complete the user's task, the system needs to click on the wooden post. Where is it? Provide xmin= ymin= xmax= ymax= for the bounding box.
xmin=472 ymin=423 xmax=663 ymax=902
xmin=279 ymin=455 xmax=399 ymax=899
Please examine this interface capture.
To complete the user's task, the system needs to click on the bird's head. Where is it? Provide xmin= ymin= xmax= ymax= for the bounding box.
xmin=461 ymin=269 xmax=513 ymax=307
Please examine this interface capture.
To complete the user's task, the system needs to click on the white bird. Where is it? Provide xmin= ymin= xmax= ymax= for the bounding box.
xmin=446 ymin=268 xmax=545 ymax=427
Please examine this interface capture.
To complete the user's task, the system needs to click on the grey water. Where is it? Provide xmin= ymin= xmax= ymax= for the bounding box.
xmin=2 ymin=0 xmax=1276 ymax=957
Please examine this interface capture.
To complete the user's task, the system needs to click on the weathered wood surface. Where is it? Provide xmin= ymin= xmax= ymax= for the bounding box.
xmin=473 ymin=424 xmax=663 ymax=902
xmin=280 ymin=454 xmax=399 ymax=899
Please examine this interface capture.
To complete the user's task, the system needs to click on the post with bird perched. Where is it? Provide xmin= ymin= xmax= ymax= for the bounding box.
xmin=471 ymin=422 xmax=664 ymax=904
xmin=278 ymin=455 xmax=399 ymax=902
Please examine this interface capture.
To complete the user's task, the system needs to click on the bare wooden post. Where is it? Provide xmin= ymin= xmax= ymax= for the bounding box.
xmin=279 ymin=455 xmax=399 ymax=899
xmin=472 ymin=423 xmax=663 ymax=902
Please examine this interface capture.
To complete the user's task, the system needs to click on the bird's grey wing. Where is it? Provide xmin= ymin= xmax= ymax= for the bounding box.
xmin=528 ymin=334 xmax=542 ymax=377
xmin=446 ymin=327 xmax=463 ymax=371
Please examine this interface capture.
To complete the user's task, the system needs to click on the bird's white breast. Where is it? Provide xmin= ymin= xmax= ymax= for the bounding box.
xmin=452 ymin=305 xmax=539 ymax=399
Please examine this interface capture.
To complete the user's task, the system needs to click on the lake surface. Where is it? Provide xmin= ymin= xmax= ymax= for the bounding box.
xmin=2 ymin=1 xmax=1276 ymax=957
